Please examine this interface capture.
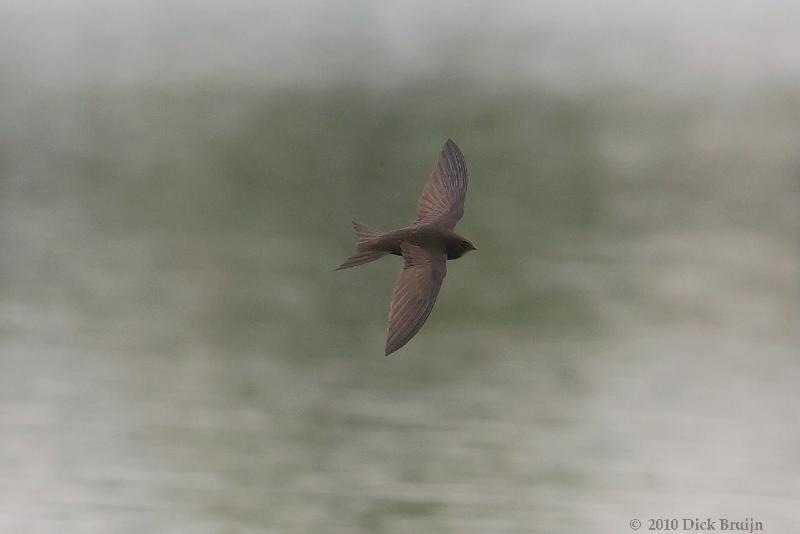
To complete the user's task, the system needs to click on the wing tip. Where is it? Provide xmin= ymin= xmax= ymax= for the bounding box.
xmin=442 ymin=138 xmax=466 ymax=173
xmin=385 ymin=338 xmax=405 ymax=356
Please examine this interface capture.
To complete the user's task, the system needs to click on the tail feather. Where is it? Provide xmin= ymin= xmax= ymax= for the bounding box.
xmin=352 ymin=221 xmax=381 ymax=247
xmin=336 ymin=250 xmax=388 ymax=270
xmin=336 ymin=221 xmax=387 ymax=270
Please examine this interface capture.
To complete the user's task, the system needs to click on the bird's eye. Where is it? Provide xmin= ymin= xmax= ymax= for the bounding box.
xmin=462 ymin=241 xmax=469 ymax=247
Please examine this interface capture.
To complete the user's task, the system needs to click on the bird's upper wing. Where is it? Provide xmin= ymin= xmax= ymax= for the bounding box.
xmin=414 ymin=139 xmax=468 ymax=229
xmin=385 ymin=242 xmax=447 ymax=356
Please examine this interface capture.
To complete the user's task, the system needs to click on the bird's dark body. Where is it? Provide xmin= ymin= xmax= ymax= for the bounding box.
xmin=368 ymin=225 xmax=472 ymax=260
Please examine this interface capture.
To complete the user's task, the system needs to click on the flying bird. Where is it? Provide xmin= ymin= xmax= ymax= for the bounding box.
xmin=336 ymin=139 xmax=476 ymax=356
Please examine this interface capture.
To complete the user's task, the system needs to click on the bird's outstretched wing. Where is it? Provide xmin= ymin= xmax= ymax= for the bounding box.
xmin=415 ymin=139 xmax=468 ymax=229
xmin=385 ymin=242 xmax=447 ymax=355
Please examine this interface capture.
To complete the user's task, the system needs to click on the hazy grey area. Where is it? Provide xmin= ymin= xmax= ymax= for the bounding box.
xmin=1 ymin=1 xmax=798 ymax=533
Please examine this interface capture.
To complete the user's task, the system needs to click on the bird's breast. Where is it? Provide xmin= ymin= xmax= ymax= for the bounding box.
xmin=374 ymin=225 xmax=466 ymax=259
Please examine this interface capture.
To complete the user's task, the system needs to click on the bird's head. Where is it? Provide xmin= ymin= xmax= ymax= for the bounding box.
xmin=457 ymin=238 xmax=477 ymax=255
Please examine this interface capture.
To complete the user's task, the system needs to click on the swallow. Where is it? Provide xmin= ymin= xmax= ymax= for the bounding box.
xmin=337 ymin=139 xmax=476 ymax=356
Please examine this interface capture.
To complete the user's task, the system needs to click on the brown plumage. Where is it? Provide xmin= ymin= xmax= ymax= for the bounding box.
xmin=336 ymin=139 xmax=476 ymax=356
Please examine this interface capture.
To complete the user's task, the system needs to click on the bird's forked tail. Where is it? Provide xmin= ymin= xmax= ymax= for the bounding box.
xmin=336 ymin=221 xmax=388 ymax=270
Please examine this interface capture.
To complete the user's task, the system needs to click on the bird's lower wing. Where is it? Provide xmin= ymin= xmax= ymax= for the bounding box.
xmin=385 ymin=243 xmax=447 ymax=356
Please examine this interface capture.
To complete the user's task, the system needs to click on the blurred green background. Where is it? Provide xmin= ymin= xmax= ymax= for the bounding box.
xmin=1 ymin=1 xmax=798 ymax=533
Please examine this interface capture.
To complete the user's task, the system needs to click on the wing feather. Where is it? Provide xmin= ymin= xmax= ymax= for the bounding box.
xmin=385 ymin=243 xmax=447 ymax=355
xmin=414 ymin=139 xmax=468 ymax=229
